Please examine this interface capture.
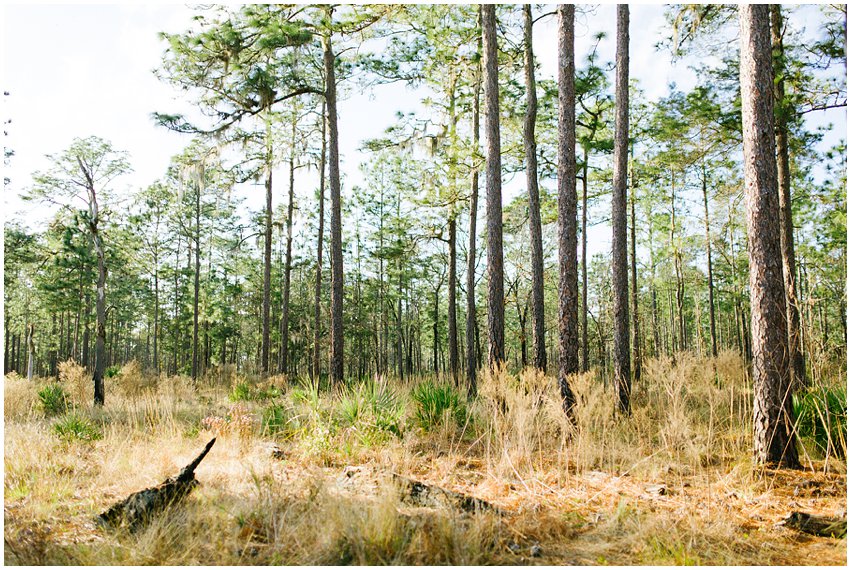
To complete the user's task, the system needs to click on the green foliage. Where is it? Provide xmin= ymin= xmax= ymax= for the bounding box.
xmin=793 ymin=385 xmax=847 ymax=458
xmin=229 ymin=380 xmax=282 ymax=402
xmin=105 ymin=365 xmax=121 ymax=379
xmin=37 ymin=384 xmax=69 ymax=417
xmin=336 ymin=378 xmax=403 ymax=441
xmin=410 ymin=381 xmax=467 ymax=431
xmin=53 ymin=414 xmax=102 ymax=442
xmin=262 ymin=402 xmax=299 ymax=438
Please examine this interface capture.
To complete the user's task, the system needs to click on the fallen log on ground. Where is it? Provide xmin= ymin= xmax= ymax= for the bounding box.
xmin=392 ymin=473 xmax=503 ymax=514
xmin=781 ymin=512 xmax=847 ymax=538
xmin=97 ymin=437 xmax=216 ymax=530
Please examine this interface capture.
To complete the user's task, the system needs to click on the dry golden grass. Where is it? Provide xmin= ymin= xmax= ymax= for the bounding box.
xmin=4 ymin=353 xmax=846 ymax=565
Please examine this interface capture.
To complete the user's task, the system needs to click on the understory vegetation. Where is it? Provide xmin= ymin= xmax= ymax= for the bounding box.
xmin=4 ymin=354 xmax=846 ymax=565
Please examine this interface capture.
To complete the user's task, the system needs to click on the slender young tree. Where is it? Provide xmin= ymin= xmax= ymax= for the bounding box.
xmin=279 ymin=103 xmax=299 ymax=375
xmin=739 ymin=4 xmax=799 ymax=468
xmin=556 ymin=3 xmax=578 ymax=416
xmin=466 ymin=6 xmax=483 ymax=396
xmin=612 ymin=4 xmax=631 ymax=413
xmin=769 ymin=4 xmax=806 ymax=389
xmin=482 ymin=4 xmax=505 ymax=368
xmin=523 ymin=4 xmax=546 ymax=372
xmin=629 ymin=154 xmax=641 ymax=380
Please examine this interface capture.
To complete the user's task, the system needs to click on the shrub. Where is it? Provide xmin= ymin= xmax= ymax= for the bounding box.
xmin=337 ymin=376 xmax=403 ymax=440
xmin=410 ymin=381 xmax=466 ymax=431
xmin=230 ymin=381 xmax=254 ymax=402
xmin=794 ymin=385 xmax=847 ymax=459
xmin=229 ymin=380 xmax=282 ymax=402
xmin=262 ymin=402 xmax=299 ymax=438
xmin=105 ymin=365 xmax=121 ymax=378
xmin=53 ymin=414 xmax=102 ymax=442
xmin=38 ymin=384 xmax=69 ymax=417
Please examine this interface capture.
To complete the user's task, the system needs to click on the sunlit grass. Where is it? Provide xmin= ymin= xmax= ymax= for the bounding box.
xmin=4 ymin=352 xmax=846 ymax=565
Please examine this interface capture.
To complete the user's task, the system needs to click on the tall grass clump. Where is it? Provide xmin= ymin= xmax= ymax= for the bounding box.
xmin=58 ymin=359 xmax=89 ymax=404
xmin=478 ymin=366 xmax=570 ymax=475
xmin=794 ymin=384 xmax=847 ymax=460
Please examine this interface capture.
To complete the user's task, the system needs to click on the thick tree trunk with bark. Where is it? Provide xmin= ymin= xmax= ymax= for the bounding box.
xmin=523 ymin=4 xmax=547 ymax=372
xmin=466 ymin=8 xmax=482 ymax=397
xmin=556 ymin=3 xmax=578 ymax=416
xmin=313 ymin=102 xmax=327 ymax=381
xmin=482 ymin=4 xmax=505 ymax=368
xmin=612 ymin=4 xmax=631 ymax=413
xmin=324 ymin=16 xmax=345 ymax=384
xmin=770 ymin=4 xmax=806 ymax=389
xmin=739 ymin=4 xmax=799 ymax=468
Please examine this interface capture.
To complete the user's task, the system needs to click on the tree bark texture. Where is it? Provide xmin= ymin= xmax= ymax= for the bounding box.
xmin=482 ymin=4 xmax=505 ymax=368
xmin=612 ymin=4 xmax=631 ymax=413
xmin=556 ymin=3 xmax=578 ymax=416
xmin=324 ymin=16 xmax=345 ymax=384
xmin=523 ymin=4 xmax=547 ymax=372
xmin=313 ymin=101 xmax=327 ymax=381
xmin=739 ymin=4 xmax=799 ymax=468
xmin=466 ymin=7 xmax=482 ymax=397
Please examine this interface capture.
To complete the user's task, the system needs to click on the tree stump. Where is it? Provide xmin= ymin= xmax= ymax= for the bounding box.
xmin=97 ymin=437 xmax=216 ymax=530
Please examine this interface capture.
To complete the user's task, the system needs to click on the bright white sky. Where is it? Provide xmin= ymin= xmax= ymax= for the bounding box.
xmin=1 ymin=3 xmax=845 ymax=261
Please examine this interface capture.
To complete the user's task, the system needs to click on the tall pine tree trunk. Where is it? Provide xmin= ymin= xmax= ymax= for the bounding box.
xmin=261 ymin=108 xmax=273 ymax=376
xmin=523 ymin=4 xmax=547 ymax=372
xmin=448 ymin=215 xmax=458 ymax=383
xmin=324 ymin=14 xmax=345 ymax=384
xmin=466 ymin=7 xmax=482 ymax=397
xmin=482 ymin=4 xmax=505 ymax=368
xmin=770 ymin=4 xmax=806 ymax=389
xmin=612 ymin=4 xmax=631 ymax=413
xmin=191 ymin=173 xmax=201 ymax=382
xmin=629 ymin=155 xmax=641 ymax=381
xmin=280 ymin=107 xmax=297 ymax=376
xmin=739 ymin=4 xmax=799 ymax=468
xmin=313 ymin=101 xmax=327 ymax=381
xmin=93 ymin=227 xmax=106 ymax=405
xmin=556 ymin=3 xmax=578 ymax=416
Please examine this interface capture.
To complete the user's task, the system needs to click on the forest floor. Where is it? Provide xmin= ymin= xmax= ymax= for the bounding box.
xmin=4 ymin=353 xmax=847 ymax=565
